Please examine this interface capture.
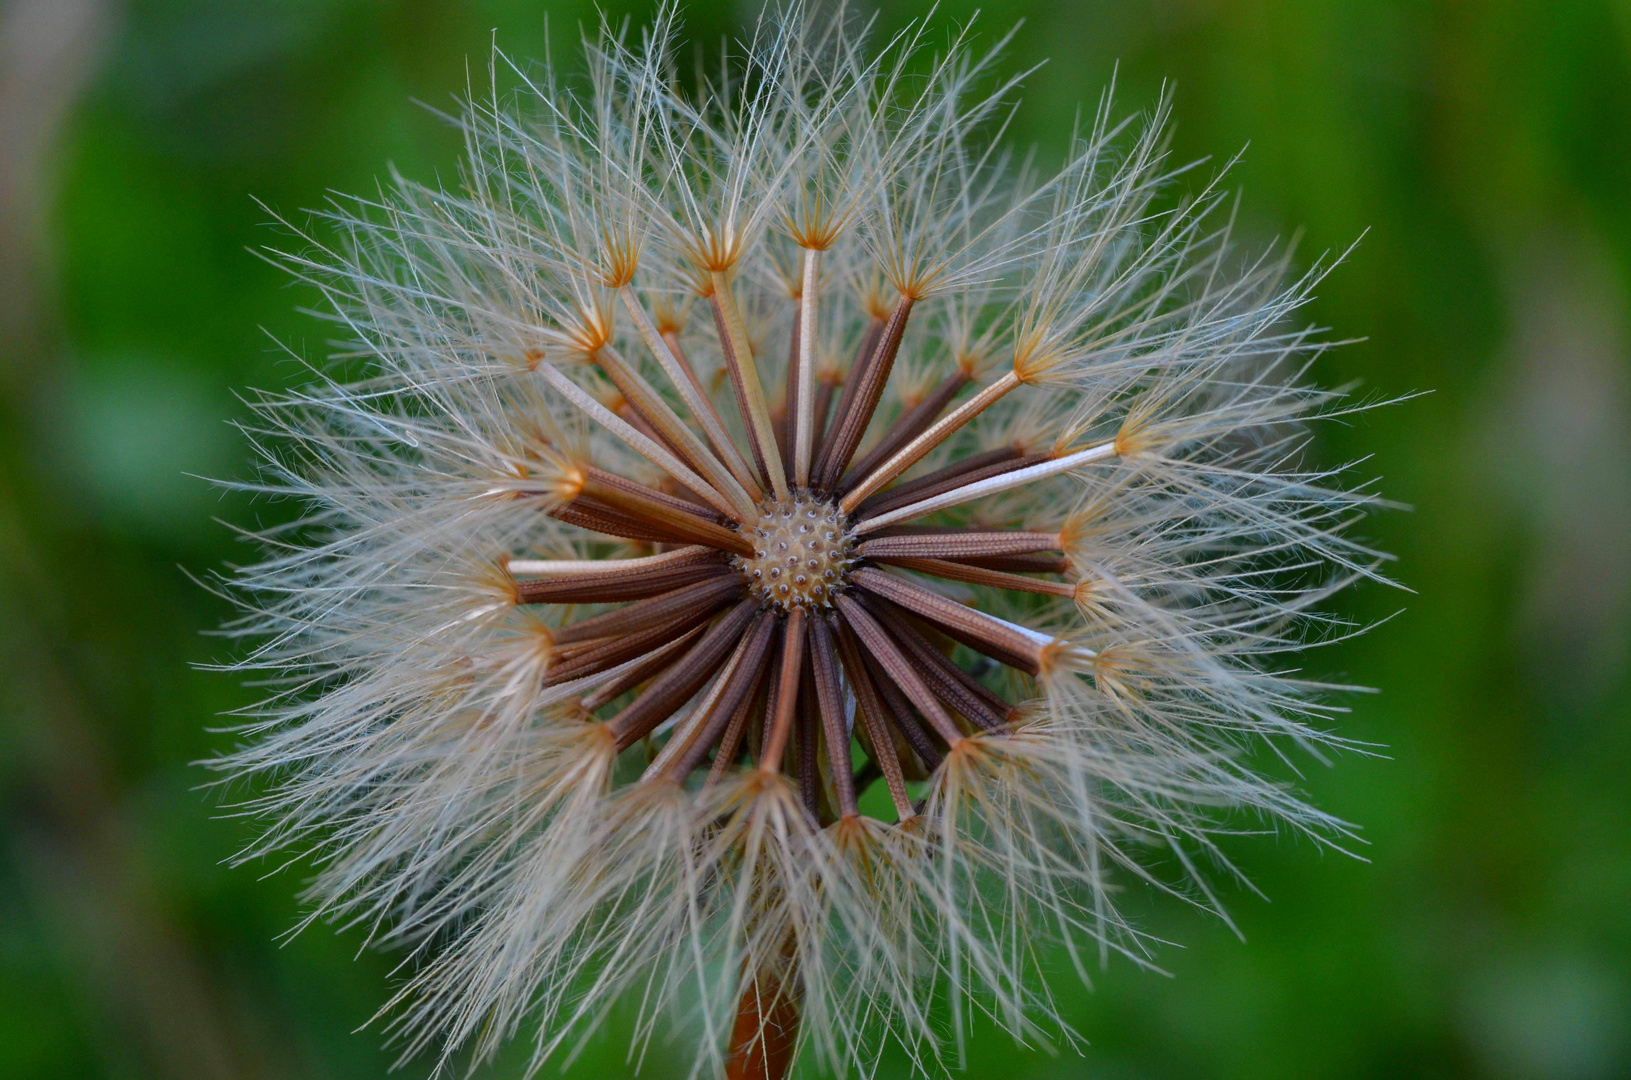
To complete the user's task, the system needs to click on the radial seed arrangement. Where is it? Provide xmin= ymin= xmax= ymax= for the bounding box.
xmin=219 ymin=9 xmax=1386 ymax=1080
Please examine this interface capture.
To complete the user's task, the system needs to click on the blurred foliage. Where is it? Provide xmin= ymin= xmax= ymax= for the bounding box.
xmin=1 ymin=1 xmax=1627 ymax=1078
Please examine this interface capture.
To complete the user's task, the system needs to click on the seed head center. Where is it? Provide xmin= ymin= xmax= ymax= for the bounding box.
xmin=737 ymin=497 xmax=854 ymax=611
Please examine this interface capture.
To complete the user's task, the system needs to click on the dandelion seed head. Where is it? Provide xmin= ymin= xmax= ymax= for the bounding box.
xmin=210 ymin=4 xmax=1396 ymax=1078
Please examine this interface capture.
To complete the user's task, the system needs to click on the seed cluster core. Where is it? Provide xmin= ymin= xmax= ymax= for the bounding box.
xmin=737 ymin=497 xmax=854 ymax=611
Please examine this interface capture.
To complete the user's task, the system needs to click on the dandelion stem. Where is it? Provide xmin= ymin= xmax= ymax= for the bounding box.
xmin=811 ymin=374 xmax=837 ymax=447
xmin=840 ymin=370 xmax=1022 ymax=511
xmin=641 ymin=616 xmax=761 ymax=779
xmin=710 ymin=271 xmax=789 ymax=501
xmin=837 ymin=369 xmax=973 ymax=498
xmin=857 ymin=641 xmax=945 ymax=772
xmin=793 ymin=248 xmax=821 ymax=487
xmin=952 ymin=552 xmax=1071 ymax=575
xmin=796 ymin=664 xmax=822 ymax=818
xmin=660 ymin=328 xmax=707 ymax=399
xmin=552 ymin=575 xmax=746 ymax=645
xmin=724 ymin=964 xmax=801 ymax=1080
xmin=778 ymin=300 xmax=799 ymax=471
xmin=546 ymin=605 xmax=727 ymax=686
xmin=586 ymin=467 xmax=729 ymax=523
xmin=705 ymin=675 xmax=765 ymax=786
xmin=815 ymin=315 xmax=884 ymax=473
xmin=578 ymin=629 xmax=707 ymax=712
xmin=612 ymin=397 xmax=682 ymax=460
xmin=548 ymin=497 xmax=703 ymax=547
xmin=508 ymin=545 xmax=715 ymax=578
xmin=745 ymin=662 xmax=778 ymax=778
xmin=854 ymin=439 xmax=1119 ymax=534
xmin=620 ymin=287 xmax=765 ymax=502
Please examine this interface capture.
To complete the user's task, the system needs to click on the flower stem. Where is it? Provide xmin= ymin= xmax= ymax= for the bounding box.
xmin=814 ymin=315 xmax=883 ymax=468
xmin=953 ymin=552 xmax=1071 ymax=574
xmin=642 ymin=620 xmax=759 ymax=779
xmin=853 ymin=446 xmax=1036 ymax=518
xmin=779 ymin=297 xmax=799 ymax=472
xmin=808 ymin=616 xmax=857 ymax=816
xmin=578 ymin=630 xmax=707 ymax=712
xmin=855 ymin=638 xmax=945 ymax=772
xmin=547 ymin=497 xmax=702 ymax=547
xmin=508 ymin=545 xmax=716 ymax=579
xmin=858 ymin=594 xmax=1015 ymax=730
xmin=578 ymin=471 xmax=754 ymax=556
xmin=661 ymin=328 xmax=708 ymax=397
xmin=608 ymin=600 xmax=760 ymax=750
xmin=551 ymin=575 xmax=746 ymax=645
xmin=545 ymin=607 xmax=727 ymax=687
xmin=663 ymin=612 xmax=777 ymax=780
xmin=705 ymin=679 xmax=764 ymax=785
xmin=725 ymin=961 xmax=801 ymax=1080
xmin=811 ymin=374 xmax=838 ymax=447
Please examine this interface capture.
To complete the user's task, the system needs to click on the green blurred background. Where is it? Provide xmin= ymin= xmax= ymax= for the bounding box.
xmin=2 ymin=1 xmax=1628 ymax=1077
